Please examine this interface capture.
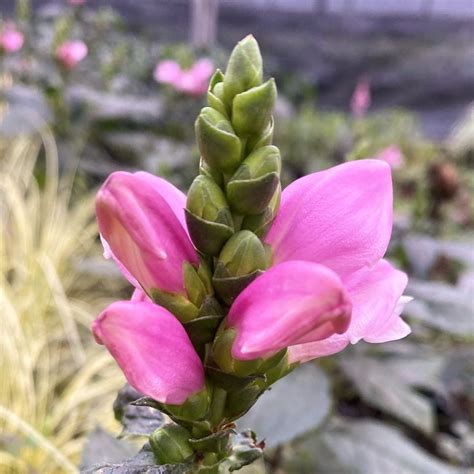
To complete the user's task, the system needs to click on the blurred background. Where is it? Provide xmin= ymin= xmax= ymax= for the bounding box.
xmin=0 ymin=0 xmax=473 ymax=472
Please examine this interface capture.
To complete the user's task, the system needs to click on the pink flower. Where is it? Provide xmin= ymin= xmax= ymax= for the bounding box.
xmin=351 ymin=77 xmax=371 ymax=117
xmin=56 ymin=40 xmax=87 ymax=69
xmin=374 ymin=145 xmax=404 ymax=169
xmin=0 ymin=24 xmax=24 ymax=53
xmin=96 ymin=171 xmax=198 ymax=295
xmin=227 ymin=160 xmax=410 ymax=362
xmin=154 ymin=58 xmax=214 ymax=97
xmin=92 ymin=301 xmax=205 ymax=404
xmin=68 ymin=0 xmax=86 ymax=5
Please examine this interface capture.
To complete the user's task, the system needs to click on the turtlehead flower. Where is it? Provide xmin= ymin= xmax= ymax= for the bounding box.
xmin=154 ymin=58 xmax=214 ymax=96
xmin=351 ymin=77 xmax=371 ymax=117
xmin=92 ymin=301 xmax=205 ymax=404
xmin=375 ymin=145 xmax=404 ymax=169
xmin=226 ymin=160 xmax=410 ymax=362
xmin=56 ymin=40 xmax=88 ymax=69
xmin=96 ymin=171 xmax=198 ymax=295
xmin=0 ymin=24 xmax=24 ymax=53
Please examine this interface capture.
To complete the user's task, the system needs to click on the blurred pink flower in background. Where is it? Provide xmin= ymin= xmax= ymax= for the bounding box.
xmin=375 ymin=145 xmax=404 ymax=169
xmin=0 ymin=24 xmax=24 ymax=53
xmin=154 ymin=58 xmax=214 ymax=96
xmin=56 ymin=40 xmax=88 ymax=69
xmin=351 ymin=76 xmax=371 ymax=117
xmin=68 ymin=0 xmax=86 ymax=4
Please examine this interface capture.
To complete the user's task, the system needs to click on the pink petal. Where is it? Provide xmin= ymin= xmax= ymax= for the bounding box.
xmin=131 ymin=287 xmax=152 ymax=303
xmin=288 ymin=259 xmax=410 ymax=364
xmin=96 ymin=171 xmax=197 ymax=294
xmin=228 ymin=261 xmax=352 ymax=360
xmin=190 ymin=58 xmax=214 ymax=82
xmin=375 ymin=145 xmax=404 ymax=169
xmin=266 ymin=160 xmax=393 ymax=279
xmin=56 ymin=40 xmax=88 ymax=69
xmin=154 ymin=60 xmax=182 ymax=85
xmin=351 ymin=77 xmax=371 ymax=117
xmin=92 ymin=301 xmax=205 ymax=404
xmin=343 ymin=259 xmax=409 ymax=344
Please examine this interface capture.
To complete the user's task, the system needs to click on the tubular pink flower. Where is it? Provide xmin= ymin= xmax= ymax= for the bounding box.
xmin=92 ymin=301 xmax=205 ymax=404
xmin=351 ymin=77 xmax=371 ymax=117
xmin=288 ymin=259 xmax=411 ymax=363
xmin=96 ymin=171 xmax=198 ymax=295
xmin=56 ymin=40 xmax=87 ymax=69
xmin=225 ymin=160 xmax=409 ymax=363
xmin=0 ymin=25 xmax=24 ymax=53
xmin=228 ymin=261 xmax=351 ymax=360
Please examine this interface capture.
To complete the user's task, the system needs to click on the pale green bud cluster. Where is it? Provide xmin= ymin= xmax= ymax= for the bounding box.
xmin=186 ymin=35 xmax=281 ymax=308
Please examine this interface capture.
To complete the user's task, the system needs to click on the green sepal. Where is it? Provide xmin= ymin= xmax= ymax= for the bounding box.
xmin=184 ymin=314 xmax=223 ymax=358
xmin=189 ymin=429 xmax=233 ymax=455
xmin=232 ymin=79 xmax=277 ymax=138
xmin=227 ymin=172 xmax=279 ymax=215
xmin=241 ymin=183 xmax=281 ymax=238
xmin=185 ymin=210 xmax=234 ymax=257
xmin=263 ymin=352 xmax=292 ymax=387
xmin=246 ymin=117 xmax=274 ymax=153
xmin=183 ymin=261 xmax=208 ymax=308
xmin=205 ymin=365 xmax=264 ymax=392
xmin=149 ymin=424 xmax=194 ymax=465
xmin=165 ymin=388 xmax=211 ymax=422
xmin=195 ymin=107 xmax=242 ymax=173
xmin=224 ymin=382 xmax=265 ymax=421
xmin=211 ymin=328 xmax=263 ymax=376
xmin=207 ymin=69 xmax=228 ymax=117
xmin=149 ymin=288 xmax=199 ymax=323
xmin=199 ymin=158 xmax=224 ymax=188
xmin=212 ymin=269 xmax=264 ymax=306
xmin=223 ymin=35 xmax=263 ymax=104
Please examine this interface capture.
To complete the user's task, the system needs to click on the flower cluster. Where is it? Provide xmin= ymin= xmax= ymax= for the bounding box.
xmin=154 ymin=58 xmax=214 ymax=96
xmin=92 ymin=35 xmax=410 ymax=468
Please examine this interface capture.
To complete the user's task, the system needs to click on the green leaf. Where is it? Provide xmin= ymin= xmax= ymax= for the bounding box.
xmin=285 ymin=418 xmax=467 ymax=474
xmin=340 ymin=354 xmax=435 ymax=435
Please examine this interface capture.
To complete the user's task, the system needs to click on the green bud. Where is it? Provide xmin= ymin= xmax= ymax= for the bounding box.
xmin=150 ymin=424 xmax=194 ymax=464
xmin=199 ymin=158 xmax=224 ymax=188
xmin=212 ymin=328 xmax=262 ymax=376
xmin=232 ymin=79 xmax=277 ymax=138
xmin=195 ymin=107 xmax=242 ymax=173
xmin=242 ymin=184 xmax=281 ymax=238
xmin=149 ymin=288 xmax=199 ymax=323
xmin=226 ymin=146 xmax=281 ymax=215
xmin=166 ymin=388 xmax=211 ymax=422
xmin=224 ymin=382 xmax=265 ymax=421
xmin=207 ymin=69 xmax=228 ymax=117
xmin=246 ymin=117 xmax=274 ymax=153
xmin=212 ymin=230 xmax=268 ymax=305
xmin=215 ymin=230 xmax=268 ymax=277
xmin=186 ymin=175 xmax=234 ymax=256
xmin=223 ymin=35 xmax=263 ymax=104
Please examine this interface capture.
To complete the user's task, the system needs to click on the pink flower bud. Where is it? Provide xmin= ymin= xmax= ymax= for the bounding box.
xmin=96 ymin=171 xmax=198 ymax=295
xmin=56 ymin=40 xmax=87 ymax=69
xmin=92 ymin=301 xmax=205 ymax=404
xmin=0 ymin=25 xmax=24 ymax=53
xmin=351 ymin=76 xmax=371 ymax=117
